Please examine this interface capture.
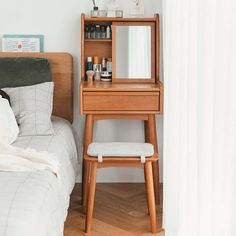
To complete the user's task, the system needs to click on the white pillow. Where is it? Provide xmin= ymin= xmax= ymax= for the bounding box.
xmin=0 ymin=96 xmax=19 ymax=144
xmin=3 ymin=82 xmax=54 ymax=136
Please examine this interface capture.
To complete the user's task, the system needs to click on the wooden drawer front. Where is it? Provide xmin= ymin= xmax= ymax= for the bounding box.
xmin=83 ymin=92 xmax=160 ymax=111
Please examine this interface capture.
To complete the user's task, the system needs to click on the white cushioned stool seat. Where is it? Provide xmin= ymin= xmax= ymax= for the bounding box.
xmin=87 ymin=142 xmax=154 ymax=163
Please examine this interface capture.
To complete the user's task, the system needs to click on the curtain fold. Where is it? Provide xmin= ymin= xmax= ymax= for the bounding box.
xmin=128 ymin=26 xmax=151 ymax=78
xmin=163 ymin=0 xmax=236 ymax=235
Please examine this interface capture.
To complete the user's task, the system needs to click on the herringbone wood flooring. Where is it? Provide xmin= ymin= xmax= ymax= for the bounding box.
xmin=64 ymin=184 xmax=164 ymax=236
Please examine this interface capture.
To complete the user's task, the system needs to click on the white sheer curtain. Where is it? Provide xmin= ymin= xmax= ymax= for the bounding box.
xmin=163 ymin=0 xmax=236 ymax=235
xmin=128 ymin=26 xmax=151 ymax=78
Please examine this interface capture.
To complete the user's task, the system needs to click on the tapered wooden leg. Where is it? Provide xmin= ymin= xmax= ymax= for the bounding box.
xmin=82 ymin=160 xmax=90 ymax=207
xmin=82 ymin=115 xmax=94 ymax=206
xmin=144 ymin=165 xmax=150 ymax=215
xmin=145 ymin=161 xmax=157 ymax=234
xmin=85 ymin=162 xmax=97 ymax=234
xmin=152 ymin=161 xmax=161 ymax=205
xmin=145 ymin=115 xmax=160 ymax=205
xmin=144 ymin=120 xmax=150 ymax=143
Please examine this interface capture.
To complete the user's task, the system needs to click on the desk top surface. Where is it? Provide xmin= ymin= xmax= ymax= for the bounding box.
xmin=81 ymin=81 xmax=163 ymax=92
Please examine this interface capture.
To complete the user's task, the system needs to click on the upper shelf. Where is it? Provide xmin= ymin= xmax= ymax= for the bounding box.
xmin=85 ymin=39 xmax=112 ymax=43
xmin=84 ymin=17 xmax=158 ymax=22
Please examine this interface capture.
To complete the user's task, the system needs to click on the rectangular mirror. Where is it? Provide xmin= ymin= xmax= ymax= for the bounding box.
xmin=112 ymin=22 xmax=155 ymax=83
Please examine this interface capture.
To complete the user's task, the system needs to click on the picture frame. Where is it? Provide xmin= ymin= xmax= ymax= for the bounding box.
xmin=2 ymin=34 xmax=44 ymax=52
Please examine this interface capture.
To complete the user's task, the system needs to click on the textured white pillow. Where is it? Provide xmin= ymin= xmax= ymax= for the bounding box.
xmin=3 ymin=82 xmax=54 ymax=136
xmin=0 ymin=96 xmax=19 ymax=144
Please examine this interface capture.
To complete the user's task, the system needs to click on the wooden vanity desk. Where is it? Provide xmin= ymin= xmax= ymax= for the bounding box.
xmin=80 ymin=13 xmax=163 ymax=205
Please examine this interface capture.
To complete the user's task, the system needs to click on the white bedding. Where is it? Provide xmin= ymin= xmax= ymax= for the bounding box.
xmin=0 ymin=117 xmax=78 ymax=236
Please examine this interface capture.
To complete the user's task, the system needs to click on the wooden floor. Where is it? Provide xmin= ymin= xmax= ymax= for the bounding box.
xmin=64 ymin=183 xmax=164 ymax=236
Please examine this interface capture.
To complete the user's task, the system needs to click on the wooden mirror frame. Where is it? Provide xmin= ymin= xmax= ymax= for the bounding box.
xmin=112 ymin=22 xmax=156 ymax=83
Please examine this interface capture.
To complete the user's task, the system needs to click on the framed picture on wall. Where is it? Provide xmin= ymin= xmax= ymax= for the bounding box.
xmin=2 ymin=34 xmax=44 ymax=52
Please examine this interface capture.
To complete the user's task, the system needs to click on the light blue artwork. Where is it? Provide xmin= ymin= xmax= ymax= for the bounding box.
xmin=2 ymin=34 xmax=44 ymax=52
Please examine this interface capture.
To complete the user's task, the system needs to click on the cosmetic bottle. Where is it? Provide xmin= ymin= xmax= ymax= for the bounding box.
xmin=93 ymin=56 xmax=99 ymax=65
xmin=107 ymin=58 xmax=112 ymax=73
xmin=86 ymin=57 xmax=93 ymax=72
xmin=101 ymin=58 xmax=107 ymax=71
xmin=93 ymin=56 xmax=101 ymax=81
xmin=85 ymin=26 xmax=91 ymax=39
xmin=101 ymin=26 xmax=106 ymax=39
xmin=95 ymin=25 xmax=101 ymax=39
xmin=90 ymin=24 xmax=96 ymax=39
xmin=106 ymin=26 xmax=111 ymax=39
xmin=94 ymin=66 xmax=101 ymax=81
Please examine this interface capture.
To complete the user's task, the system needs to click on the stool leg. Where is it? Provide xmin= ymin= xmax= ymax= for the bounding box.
xmin=82 ymin=159 xmax=90 ymax=207
xmin=152 ymin=161 xmax=161 ymax=205
xmin=85 ymin=162 xmax=97 ymax=233
xmin=82 ymin=115 xmax=94 ymax=206
xmin=144 ymin=166 xmax=150 ymax=215
xmin=145 ymin=116 xmax=161 ymax=205
xmin=145 ymin=161 xmax=157 ymax=234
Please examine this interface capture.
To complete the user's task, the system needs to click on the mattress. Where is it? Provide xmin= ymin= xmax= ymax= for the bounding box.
xmin=0 ymin=117 xmax=78 ymax=236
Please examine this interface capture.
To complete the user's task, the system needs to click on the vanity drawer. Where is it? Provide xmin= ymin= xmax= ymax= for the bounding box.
xmin=83 ymin=92 xmax=160 ymax=112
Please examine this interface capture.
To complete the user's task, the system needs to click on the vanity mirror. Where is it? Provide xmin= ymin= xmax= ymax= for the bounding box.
xmin=112 ymin=22 xmax=155 ymax=83
xmin=80 ymin=14 xmax=159 ymax=84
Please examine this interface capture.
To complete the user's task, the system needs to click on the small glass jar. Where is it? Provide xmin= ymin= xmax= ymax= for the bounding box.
xmin=98 ymin=10 xmax=107 ymax=18
xmin=116 ymin=10 xmax=123 ymax=18
xmin=91 ymin=6 xmax=99 ymax=18
xmin=101 ymin=71 xmax=112 ymax=82
xmin=107 ymin=10 xmax=116 ymax=17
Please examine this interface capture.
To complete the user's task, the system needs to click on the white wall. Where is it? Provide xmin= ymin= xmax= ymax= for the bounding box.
xmin=0 ymin=0 xmax=163 ymax=182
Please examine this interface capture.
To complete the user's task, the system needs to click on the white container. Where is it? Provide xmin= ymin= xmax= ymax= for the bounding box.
xmin=98 ymin=10 xmax=107 ymax=17
xmin=116 ymin=10 xmax=123 ymax=18
xmin=106 ymin=26 xmax=111 ymax=39
xmin=107 ymin=0 xmax=118 ymax=17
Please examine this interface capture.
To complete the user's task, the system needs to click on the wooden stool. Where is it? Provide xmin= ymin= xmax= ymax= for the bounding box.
xmin=83 ymin=142 xmax=158 ymax=234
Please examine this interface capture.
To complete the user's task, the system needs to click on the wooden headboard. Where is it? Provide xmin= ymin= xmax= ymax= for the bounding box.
xmin=0 ymin=52 xmax=73 ymax=123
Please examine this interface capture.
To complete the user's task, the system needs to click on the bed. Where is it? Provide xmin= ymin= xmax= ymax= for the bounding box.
xmin=0 ymin=53 xmax=78 ymax=236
